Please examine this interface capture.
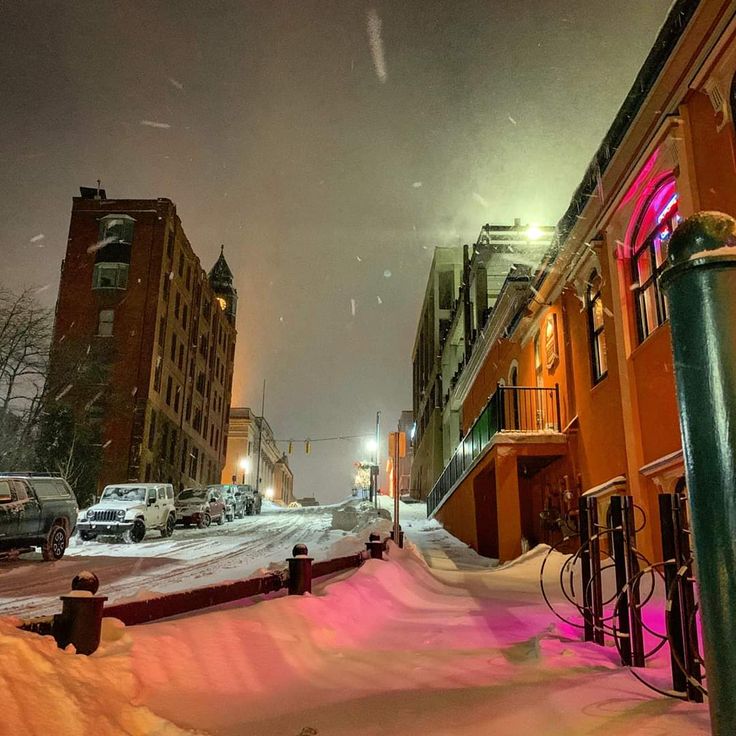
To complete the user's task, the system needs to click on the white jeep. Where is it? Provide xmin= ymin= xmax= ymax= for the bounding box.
xmin=76 ymin=483 xmax=176 ymax=543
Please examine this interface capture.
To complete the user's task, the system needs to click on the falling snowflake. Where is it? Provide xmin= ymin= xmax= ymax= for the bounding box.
xmin=377 ymin=296 xmax=383 ymax=304
xmin=472 ymin=192 xmax=489 ymax=208
xmin=356 ymin=256 xmax=362 ymax=262
xmin=169 ymin=78 xmax=184 ymax=90
xmin=508 ymin=116 xmax=517 ymax=125
xmin=140 ymin=120 xmax=171 ymax=129
xmin=30 ymin=233 xmax=44 ymax=243
xmin=412 ymin=182 xmax=422 ymax=188
xmin=350 ymin=298 xmax=356 ymax=316
xmin=366 ymin=8 xmax=387 ymax=83
xmin=384 ymin=269 xmax=392 ymax=278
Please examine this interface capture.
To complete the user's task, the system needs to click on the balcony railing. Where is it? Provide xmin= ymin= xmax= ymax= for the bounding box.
xmin=427 ymin=384 xmax=561 ymax=517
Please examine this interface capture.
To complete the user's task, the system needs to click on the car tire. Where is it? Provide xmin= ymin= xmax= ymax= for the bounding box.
xmin=79 ymin=531 xmax=97 ymax=542
xmin=198 ymin=513 xmax=211 ymax=529
xmin=42 ymin=524 xmax=68 ymax=561
xmin=124 ymin=519 xmax=146 ymax=544
xmin=161 ymin=514 xmax=175 ymax=538
xmin=217 ymin=512 xmax=225 ymax=526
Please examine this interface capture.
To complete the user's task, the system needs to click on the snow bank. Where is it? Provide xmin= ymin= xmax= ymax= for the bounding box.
xmin=0 ymin=619 xmax=187 ymax=736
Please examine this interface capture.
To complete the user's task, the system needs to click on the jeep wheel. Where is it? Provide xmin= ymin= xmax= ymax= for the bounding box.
xmin=161 ymin=514 xmax=175 ymax=538
xmin=42 ymin=525 xmax=68 ymax=561
xmin=198 ymin=513 xmax=211 ymax=529
xmin=79 ymin=531 xmax=97 ymax=542
xmin=246 ymin=505 xmax=254 ymax=516
xmin=125 ymin=519 xmax=146 ymax=544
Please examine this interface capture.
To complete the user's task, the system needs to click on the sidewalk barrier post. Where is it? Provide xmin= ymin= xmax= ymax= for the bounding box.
xmin=660 ymin=211 xmax=736 ymax=732
xmin=53 ymin=572 xmax=107 ymax=655
xmin=389 ymin=526 xmax=404 ymax=548
xmin=366 ymin=532 xmax=384 ymax=560
xmin=288 ymin=543 xmax=313 ymax=595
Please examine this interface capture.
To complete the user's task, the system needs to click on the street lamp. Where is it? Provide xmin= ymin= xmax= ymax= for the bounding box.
xmin=366 ymin=438 xmax=378 ymax=454
xmin=265 ymin=487 xmax=274 ymax=500
xmin=239 ymin=457 xmax=250 ymax=484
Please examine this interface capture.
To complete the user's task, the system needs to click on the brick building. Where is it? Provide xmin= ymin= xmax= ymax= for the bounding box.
xmin=423 ymin=0 xmax=736 ymax=562
xmin=50 ymin=188 xmax=237 ymax=492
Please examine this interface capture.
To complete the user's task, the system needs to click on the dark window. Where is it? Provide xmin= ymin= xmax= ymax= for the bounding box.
xmin=166 ymin=232 xmax=174 ymax=260
xmin=189 ymin=446 xmax=199 ymax=479
xmin=186 ymin=265 xmax=191 ymax=290
xmin=178 ymin=252 xmax=184 ymax=277
xmin=99 ymin=215 xmax=134 ymax=245
xmin=438 ymin=269 xmax=454 ymax=310
xmin=169 ymin=428 xmax=177 ymax=464
xmin=148 ymin=411 xmax=157 ymax=450
xmin=165 ymin=375 xmax=172 ymax=405
xmin=158 ymin=316 xmax=166 ymax=348
xmin=174 ymin=385 xmax=181 ymax=413
xmin=92 ymin=262 xmax=129 ymax=289
xmin=182 ymin=303 xmax=188 ymax=327
xmin=154 ymin=356 xmax=162 ymax=392
xmin=181 ymin=439 xmax=188 ymax=473
xmin=177 ymin=342 xmax=184 ymax=371
xmin=196 ymin=372 xmax=205 ymax=395
xmin=186 ymin=397 xmax=192 ymax=422
xmin=170 ymin=333 xmax=177 ymax=362
xmin=174 ymin=292 xmax=181 ymax=319
xmin=97 ymin=309 xmax=114 ymax=337
xmin=193 ymin=407 xmax=202 ymax=432
xmin=163 ymin=274 xmax=171 ymax=302
xmin=630 ymin=177 xmax=680 ymax=343
xmin=587 ymin=271 xmax=608 ymax=384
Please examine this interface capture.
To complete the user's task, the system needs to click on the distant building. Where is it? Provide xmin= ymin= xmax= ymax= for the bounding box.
xmin=296 ymin=497 xmax=319 ymax=507
xmin=410 ymin=247 xmax=463 ymax=500
xmin=49 ymin=188 xmax=237 ymax=491
xmin=387 ymin=410 xmax=415 ymax=497
xmin=222 ymin=407 xmax=294 ymax=504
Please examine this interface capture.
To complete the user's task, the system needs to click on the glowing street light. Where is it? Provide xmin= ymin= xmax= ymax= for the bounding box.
xmin=526 ymin=224 xmax=544 ymax=241
xmin=239 ymin=457 xmax=250 ymax=484
xmin=265 ymin=487 xmax=274 ymax=499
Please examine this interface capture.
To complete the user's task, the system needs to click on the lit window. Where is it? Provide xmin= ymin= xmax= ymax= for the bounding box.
xmin=216 ymin=296 xmax=227 ymax=311
xmin=630 ymin=177 xmax=680 ymax=342
xmin=587 ymin=270 xmax=607 ymax=384
xmin=97 ymin=309 xmax=114 ymax=337
xmin=93 ymin=262 xmax=128 ymax=289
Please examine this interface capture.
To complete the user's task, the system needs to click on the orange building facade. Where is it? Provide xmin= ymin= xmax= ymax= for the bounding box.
xmin=428 ymin=0 xmax=736 ymax=561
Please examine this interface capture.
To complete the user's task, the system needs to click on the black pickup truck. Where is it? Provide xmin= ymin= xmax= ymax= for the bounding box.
xmin=0 ymin=474 xmax=79 ymax=560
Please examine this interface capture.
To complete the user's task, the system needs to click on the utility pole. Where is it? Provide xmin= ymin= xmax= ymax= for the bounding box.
xmin=255 ymin=380 xmax=266 ymax=493
xmin=374 ymin=410 xmax=381 ymax=508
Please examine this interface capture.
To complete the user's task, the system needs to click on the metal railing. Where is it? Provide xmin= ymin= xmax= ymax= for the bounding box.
xmin=427 ymin=384 xmax=561 ymax=516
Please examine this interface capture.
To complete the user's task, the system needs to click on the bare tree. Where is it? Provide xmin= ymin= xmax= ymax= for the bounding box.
xmin=0 ymin=287 xmax=51 ymax=469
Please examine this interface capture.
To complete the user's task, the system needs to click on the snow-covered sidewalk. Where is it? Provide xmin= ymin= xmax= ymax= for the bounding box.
xmin=0 ymin=500 xmax=712 ymax=735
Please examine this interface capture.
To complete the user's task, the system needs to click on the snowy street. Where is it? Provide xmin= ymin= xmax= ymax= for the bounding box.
xmin=0 ymin=500 xmax=390 ymax=618
xmin=0 ymin=499 xmax=712 ymax=735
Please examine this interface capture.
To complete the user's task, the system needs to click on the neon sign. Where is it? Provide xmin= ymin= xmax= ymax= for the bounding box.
xmin=657 ymin=193 xmax=679 ymax=224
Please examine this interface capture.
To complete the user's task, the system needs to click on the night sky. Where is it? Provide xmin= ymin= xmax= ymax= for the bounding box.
xmin=0 ymin=1 xmax=671 ymax=502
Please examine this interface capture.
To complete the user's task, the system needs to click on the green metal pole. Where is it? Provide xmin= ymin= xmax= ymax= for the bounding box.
xmin=660 ymin=212 xmax=736 ymax=733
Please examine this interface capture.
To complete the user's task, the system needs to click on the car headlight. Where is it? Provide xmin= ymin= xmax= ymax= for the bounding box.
xmin=116 ymin=509 xmax=125 ymax=521
xmin=86 ymin=510 xmax=95 ymax=521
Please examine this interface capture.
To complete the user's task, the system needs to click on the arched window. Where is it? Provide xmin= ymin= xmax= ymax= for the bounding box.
xmin=630 ymin=176 xmax=681 ymax=342
xmin=586 ymin=270 xmax=607 ymax=384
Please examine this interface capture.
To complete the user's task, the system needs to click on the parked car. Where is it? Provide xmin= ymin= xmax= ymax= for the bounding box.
xmin=207 ymin=484 xmax=250 ymax=520
xmin=176 ymin=487 xmax=226 ymax=528
xmin=235 ymin=484 xmax=262 ymax=515
xmin=0 ymin=473 xmax=79 ymax=560
xmin=77 ymin=483 xmax=176 ymax=543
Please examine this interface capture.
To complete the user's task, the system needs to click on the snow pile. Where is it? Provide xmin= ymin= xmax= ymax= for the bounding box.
xmin=124 ymin=541 xmax=709 ymax=735
xmin=0 ymin=619 xmax=188 ymax=736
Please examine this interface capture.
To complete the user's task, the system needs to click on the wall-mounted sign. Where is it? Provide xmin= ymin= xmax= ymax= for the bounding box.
xmin=545 ymin=313 xmax=559 ymax=369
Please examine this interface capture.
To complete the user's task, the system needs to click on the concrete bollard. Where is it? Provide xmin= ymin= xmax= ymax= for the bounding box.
xmin=365 ymin=533 xmax=384 ymax=560
xmin=288 ymin=543 xmax=313 ymax=595
xmin=53 ymin=573 xmax=107 ymax=655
